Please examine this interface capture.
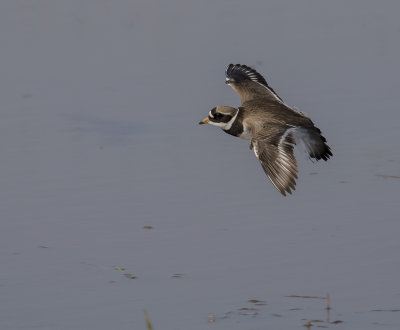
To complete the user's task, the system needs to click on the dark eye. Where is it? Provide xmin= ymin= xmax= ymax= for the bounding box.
xmin=213 ymin=113 xmax=222 ymax=119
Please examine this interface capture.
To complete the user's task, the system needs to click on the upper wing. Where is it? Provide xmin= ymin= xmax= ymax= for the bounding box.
xmin=226 ymin=64 xmax=284 ymax=104
xmin=251 ymin=125 xmax=298 ymax=196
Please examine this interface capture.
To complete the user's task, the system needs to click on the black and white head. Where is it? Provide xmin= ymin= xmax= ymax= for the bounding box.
xmin=198 ymin=106 xmax=239 ymax=131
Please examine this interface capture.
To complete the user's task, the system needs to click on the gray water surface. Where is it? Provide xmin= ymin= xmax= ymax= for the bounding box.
xmin=1 ymin=1 xmax=400 ymax=329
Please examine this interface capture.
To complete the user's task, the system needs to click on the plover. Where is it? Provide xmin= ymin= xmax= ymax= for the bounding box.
xmin=199 ymin=64 xmax=332 ymax=196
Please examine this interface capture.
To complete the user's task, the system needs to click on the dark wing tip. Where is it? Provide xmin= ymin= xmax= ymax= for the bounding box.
xmin=313 ymin=132 xmax=333 ymax=161
xmin=318 ymin=143 xmax=333 ymax=161
xmin=225 ymin=63 xmax=283 ymax=102
xmin=225 ymin=64 xmax=269 ymax=86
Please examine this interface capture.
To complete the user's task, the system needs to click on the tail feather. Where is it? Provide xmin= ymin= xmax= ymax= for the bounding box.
xmin=294 ymin=127 xmax=332 ymax=161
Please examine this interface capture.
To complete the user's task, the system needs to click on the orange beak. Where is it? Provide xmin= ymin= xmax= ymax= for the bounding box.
xmin=198 ymin=117 xmax=210 ymax=125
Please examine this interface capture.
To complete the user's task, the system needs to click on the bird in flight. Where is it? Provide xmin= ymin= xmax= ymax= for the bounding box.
xmin=199 ymin=64 xmax=332 ymax=196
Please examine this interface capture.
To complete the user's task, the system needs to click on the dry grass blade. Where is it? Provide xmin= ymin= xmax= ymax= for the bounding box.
xmin=326 ymin=293 xmax=331 ymax=310
xmin=144 ymin=310 xmax=153 ymax=330
xmin=286 ymin=295 xmax=325 ymax=299
xmin=376 ymin=174 xmax=400 ymax=179
xmin=248 ymin=299 xmax=266 ymax=305
xmin=238 ymin=307 xmax=258 ymax=311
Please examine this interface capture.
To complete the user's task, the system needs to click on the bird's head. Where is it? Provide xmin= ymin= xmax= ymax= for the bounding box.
xmin=198 ymin=106 xmax=239 ymax=130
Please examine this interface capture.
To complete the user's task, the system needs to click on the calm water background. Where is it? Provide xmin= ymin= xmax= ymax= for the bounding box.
xmin=1 ymin=1 xmax=400 ymax=329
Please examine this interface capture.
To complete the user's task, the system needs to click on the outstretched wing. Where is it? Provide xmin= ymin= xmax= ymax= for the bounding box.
xmin=226 ymin=64 xmax=284 ymax=104
xmin=251 ymin=125 xmax=298 ymax=196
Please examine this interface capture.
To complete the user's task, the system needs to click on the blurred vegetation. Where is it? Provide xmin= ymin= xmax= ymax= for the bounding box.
xmin=144 ymin=310 xmax=153 ymax=330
